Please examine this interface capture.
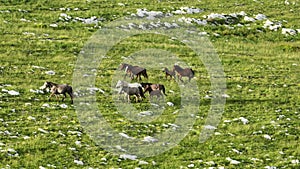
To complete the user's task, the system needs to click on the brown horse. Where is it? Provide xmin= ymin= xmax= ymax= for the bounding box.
xmin=163 ymin=67 xmax=176 ymax=80
xmin=119 ymin=63 xmax=148 ymax=80
xmin=141 ymin=82 xmax=167 ymax=96
xmin=40 ymin=81 xmax=74 ymax=104
xmin=173 ymin=65 xmax=195 ymax=82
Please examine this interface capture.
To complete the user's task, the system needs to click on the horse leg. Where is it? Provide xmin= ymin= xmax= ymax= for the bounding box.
xmin=49 ymin=93 xmax=55 ymax=102
xmin=68 ymin=91 xmax=74 ymax=104
xmin=179 ymin=75 xmax=184 ymax=82
xmin=61 ymin=93 xmax=67 ymax=102
xmin=127 ymin=94 xmax=130 ymax=103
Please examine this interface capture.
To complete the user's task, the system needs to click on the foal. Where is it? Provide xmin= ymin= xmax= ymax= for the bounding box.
xmin=149 ymin=90 xmax=164 ymax=101
xmin=163 ymin=67 xmax=176 ymax=80
xmin=40 ymin=81 xmax=74 ymax=104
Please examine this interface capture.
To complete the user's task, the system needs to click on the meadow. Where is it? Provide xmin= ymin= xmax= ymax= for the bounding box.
xmin=0 ymin=0 xmax=299 ymax=168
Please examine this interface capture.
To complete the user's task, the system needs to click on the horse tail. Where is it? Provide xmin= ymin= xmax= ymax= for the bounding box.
xmin=143 ymin=69 xmax=148 ymax=79
xmin=68 ymin=86 xmax=74 ymax=104
xmin=161 ymin=85 xmax=167 ymax=96
xmin=190 ymin=69 xmax=195 ymax=77
xmin=138 ymin=86 xmax=146 ymax=98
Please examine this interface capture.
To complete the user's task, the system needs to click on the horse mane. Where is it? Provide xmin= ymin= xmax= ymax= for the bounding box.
xmin=47 ymin=81 xmax=58 ymax=87
xmin=174 ymin=65 xmax=184 ymax=71
xmin=190 ymin=69 xmax=195 ymax=75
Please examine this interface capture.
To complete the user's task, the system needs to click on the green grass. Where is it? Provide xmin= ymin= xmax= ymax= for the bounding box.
xmin=1 ymin=0 xmax=300 ymax=168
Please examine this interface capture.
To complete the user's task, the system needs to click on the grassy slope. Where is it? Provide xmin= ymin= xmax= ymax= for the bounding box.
xmin=0 ymin=0 xmax=299 ymax=168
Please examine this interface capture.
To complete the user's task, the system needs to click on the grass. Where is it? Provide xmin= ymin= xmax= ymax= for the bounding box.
xmin=1 ymin=0 xmax=300 ymax=168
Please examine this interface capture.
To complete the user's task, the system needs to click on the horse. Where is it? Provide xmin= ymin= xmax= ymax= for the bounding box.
xmin=40 ymin=81 xmax=74 ymax=104
xmin=141 ymin=82 xmax=167 ymax=96
xmin=163 ymin=67 xmax=176 ymax=80
xmin=119 ymin=63 xmax=148 ymax=80
xmin=115 ymin=80 xmax=145 ymax=102
xmin=173 ymin=65 xmax=195 ymax=82
xmin=120 ymin=86 xmax=145 ymax=102
xmin=149 ymin=90 xmax=164 ymax=101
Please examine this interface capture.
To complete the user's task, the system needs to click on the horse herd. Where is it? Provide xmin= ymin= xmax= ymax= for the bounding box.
xmin=40 ymin=63 xmax=195 ymax=104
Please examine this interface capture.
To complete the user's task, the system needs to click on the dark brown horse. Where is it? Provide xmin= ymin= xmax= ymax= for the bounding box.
xmin=173 ymin=65 xmax=195 ymax=82
xmin=119 ymin=63 xmax=148 ymax=80
xmin=141 ymin=82 xmax=167 ymax=96
xmin=40 ymin=81 xmax=74 ymax=104
xmin=120 ymin=85 xmax=145 ymax=102
xmin=163 ymin=67 xmax=176 ymax=80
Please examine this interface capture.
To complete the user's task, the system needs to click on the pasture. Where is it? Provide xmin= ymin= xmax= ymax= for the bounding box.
xmin=0 ymin=0 xmax=299 ymax=168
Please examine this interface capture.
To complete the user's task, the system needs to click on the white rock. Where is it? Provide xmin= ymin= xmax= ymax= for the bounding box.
xmin=244 ymin=16 xmax=255 ymax=22
xmin=38 ymin=128 xmax=49 ymax=134
xmin=138 ymin=111 xmax=153 ymax=116
xmin=42 ymin=103 xmax=50 ymax=108
xmin=167 ymin=102 xmax=174 ymax=106
xmin=204 ymin=125 xmax=217 ymax=130
xmin=45 ymin=70 xmax=55 ymax=75
xmin=49 ymin=24 xmax=58 ymax=28
xmin=23 ymin=136 xmax=30 ymax=140
xmin=138 ymin=160 xmax=149 ymax=165
xmin=120 ymin=154 xmax=137 ymax=160
xmin=143 ymin=136 xmax=158 ymax=143
xmin=25 ymin=103 xmax=32 ymax=106
xmin=221 ymin=94 xmax=230 ymax=98
xmin=239 ymin=117 xmax=249 ymax=124
xmin=226 ymin=157 xmax=240 ymax=164
xmin=263 ymin=134 xmax=272 ymax=140
xmin=60 ymin=104 xmax=68 ymax=109
xmin=291 ymin=159 xmax=299 ymax=164
xmin=119 ymin=133 xmax=133 ymax=139
xmin=8 ymin=90 xmax=19 ymax=96
xmin=282 ymin=28 xmax=297 ymax=36
xmin=255 ymin=14 xmax=267 ymax=20
xmin=2 ymin=89 xmax=9 ymax=92
xmin=30 ymin=89 xmax=44 ymax=94
xmin=27 ymin=116 xmax=36 ymax=121
xmin=187 ymin=163 xmax=195 ymax=168
xmin=74 ymin=160 xmax=84 ymax=165
xmin=264 ymin=166 xmax=277 ymax=169
xmin=75 ymin=141 xmax=81 ymax=145
xmin=204 ymin=95 xmax=212 ymax=99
